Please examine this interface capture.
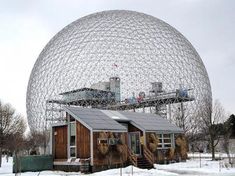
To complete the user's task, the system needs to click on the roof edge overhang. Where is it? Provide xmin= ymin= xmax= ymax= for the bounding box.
xmin=130 ymin=121 xmax=145 ymax=133
xmin=145 ymin=130 xmax=184 ymax=134
xmin=51 ymin=122 xmax=67 ymax=127
xmin=93 ymin=129 xmax=127 ymax=133
xmin=63 ymin=106 xmax=92 ymax=131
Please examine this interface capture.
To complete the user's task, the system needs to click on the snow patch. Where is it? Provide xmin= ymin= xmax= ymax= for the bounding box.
xmin=1 ymin=156 xmax=235 ymax=176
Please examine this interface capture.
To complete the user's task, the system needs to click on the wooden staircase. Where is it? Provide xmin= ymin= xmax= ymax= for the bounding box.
xmin=124 ymin=144 xmax=154 ymax=169
xmin=137 ymin=156 xmax=153 ymax=169
xmin=124 ymin=144 xmax=138 ymax=167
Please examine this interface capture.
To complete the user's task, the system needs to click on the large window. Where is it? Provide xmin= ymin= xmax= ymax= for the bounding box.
xmin=69 ymin=117 xmax=76 ymax=158
xmin=157 ymin=134 xmax=173 ymax=149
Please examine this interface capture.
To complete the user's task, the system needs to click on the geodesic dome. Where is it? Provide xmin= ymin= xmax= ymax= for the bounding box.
xmin=26 ymin=10 xmax=212 ymax=130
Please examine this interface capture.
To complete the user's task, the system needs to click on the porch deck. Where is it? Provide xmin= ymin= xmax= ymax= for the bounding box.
xmin=53 ymin=158 xmax=90 ymax=166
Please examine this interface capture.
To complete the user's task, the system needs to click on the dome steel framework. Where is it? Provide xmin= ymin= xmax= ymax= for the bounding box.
xmin=26 ymin=10 xmax=212 ymax=130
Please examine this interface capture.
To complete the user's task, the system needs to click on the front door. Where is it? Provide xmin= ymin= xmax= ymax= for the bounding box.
xmin=54 ymin=126 xmax=67 ymax=159
xmin=128 ymin=132 xmax=141 ymax=155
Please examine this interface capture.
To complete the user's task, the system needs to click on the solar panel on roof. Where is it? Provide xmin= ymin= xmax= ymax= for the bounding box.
xmin=64 ymin=106 xmax=182 ymax=133
xmin=64 ymin=107 xmax=127 ymax=131
xmin=117 ymin=111 xmax=183 ymax=133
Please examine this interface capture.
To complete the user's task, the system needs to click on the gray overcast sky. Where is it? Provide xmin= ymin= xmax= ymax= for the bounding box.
xmin=0 ymin=0 xmax=234 ymax=117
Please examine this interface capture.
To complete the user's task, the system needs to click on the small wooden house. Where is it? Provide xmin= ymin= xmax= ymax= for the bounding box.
xmin=51 ymin=107 xmax=185 ymax=172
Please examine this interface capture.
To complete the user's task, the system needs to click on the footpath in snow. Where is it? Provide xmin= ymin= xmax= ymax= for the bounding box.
xmin=1 ymin=155 xmax=235 ymax=176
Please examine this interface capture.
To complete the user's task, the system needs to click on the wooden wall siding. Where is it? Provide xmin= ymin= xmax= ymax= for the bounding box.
xmin=76 ymin=120 xmax=90 ymax=158
xmin=146 ymin=132 xmax=153 ymax=146
xmin=146 ymin=132 xmax=163 ymax=162
xmin=93 ymin=132 xmax=128 ymax=166
xmin=145 ymin=132 xmax=187 ymax=163
xmin=54 ymin=126 xmax=68 ymax=159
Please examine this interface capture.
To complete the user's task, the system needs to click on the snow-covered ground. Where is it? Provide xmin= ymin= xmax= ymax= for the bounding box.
xmin=188 ymin=152 xmax=235 ymax=158
xmin=156 ymin=158 xmax=235 ymax=176
xmin=1 ymin=156 xmax=235 ymax=176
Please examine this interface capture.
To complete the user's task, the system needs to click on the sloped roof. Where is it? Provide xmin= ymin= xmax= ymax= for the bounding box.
xmin=100 ymin=109 xmax=183 ymax=133
xmin=63 ymin=106 xmax=183 ymax=133
xmin=117 ymin=111 xmax=183 ymax=133
xmin=63 ymin=106 xmax=127 ymax=132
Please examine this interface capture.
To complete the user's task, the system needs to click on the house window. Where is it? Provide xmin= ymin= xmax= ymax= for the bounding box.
xmin=98 ymin=138 xmax=108 ymax=145
xmin=70 ymin=122 xmax=76 ymax=146
xmin=98 ymin=138 xmax=119 ymax=145
xmin=69 ymin=118 xmax=76 ymax=158
xmin=70 ymin=147 xmax=76 ymax=157
xmin=157 ymin=134 xmax=172 ymax=149
xmin=109 ymin=138 xmax=118 ymax=145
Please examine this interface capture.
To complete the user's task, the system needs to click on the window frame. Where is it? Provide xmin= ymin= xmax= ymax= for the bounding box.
xmin=109 ymin=138 xmax=118 ymax=145
xmin=157 ymin=133 xmax=173 ymax=149
xmin=68 ymin=116 xmax=77 ymax=159
xmin=97 ymin=138 xmax=109 ymax=145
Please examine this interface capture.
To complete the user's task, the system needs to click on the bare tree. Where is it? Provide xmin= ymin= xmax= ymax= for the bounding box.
xmin=198 ymin=99 xmax=226 ymax=160
xmin=24 ymin=130 xmax=46 ymax=155
xmin=0 ymin=101 xmax=26 ymax=167
xmin=187 ymin=122 xmax=207 ymax=154
xmin=221 ymin=114 xmax=234 ymax=165
xmin=0 ymin=101 xmax=3 ymax=167
xmin=172 ymin=103 xmax=194 ymax=134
